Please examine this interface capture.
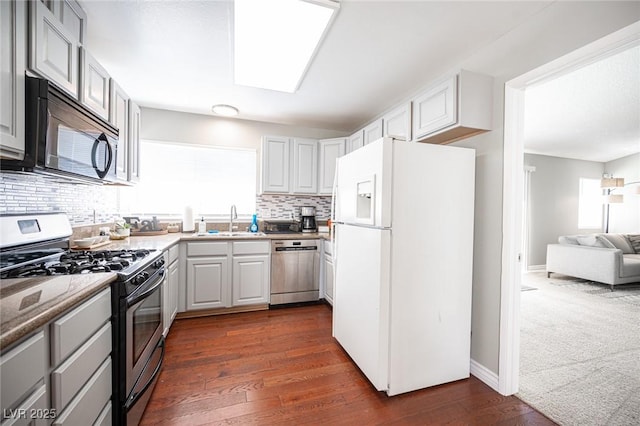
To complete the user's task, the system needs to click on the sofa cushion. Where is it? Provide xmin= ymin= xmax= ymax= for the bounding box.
xmin=558 ymin=235 xmax=580 ymax=245
xmin=626 ymin=234 xmax=640 ymax=253
xmin=601 ymin=234 xmax=635 ymax=254
xmin=576 ymin=235 xmax=612 ymax=248
xmin=621 ymin=254 xmax=640 ymax=278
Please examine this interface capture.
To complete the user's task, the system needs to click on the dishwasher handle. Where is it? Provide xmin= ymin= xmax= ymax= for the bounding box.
xmin=274 ymin=246 xmax=317 ymax=252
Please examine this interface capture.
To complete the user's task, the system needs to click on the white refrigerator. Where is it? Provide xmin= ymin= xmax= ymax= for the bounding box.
xmin=332 ymin=137 xmax=475 ymax=396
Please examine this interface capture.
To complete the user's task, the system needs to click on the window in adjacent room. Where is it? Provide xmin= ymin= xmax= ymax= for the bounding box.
xmin=578 ymin=177 xmax=602 ymax=229
xmin=119 ymin=140 xmax=256 ymax=218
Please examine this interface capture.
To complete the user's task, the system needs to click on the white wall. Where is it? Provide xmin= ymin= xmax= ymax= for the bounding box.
xmin=524 ymin=154 xmax=604 ymax=267
xmin=606 ymin=153 xmax=640 ymax=233
xmin=446 ymin=2 xmax=640 ymax=375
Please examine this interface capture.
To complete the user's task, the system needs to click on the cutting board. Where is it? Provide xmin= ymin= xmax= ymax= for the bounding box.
xmin=130 ymin=230 xmax=168 ymax=236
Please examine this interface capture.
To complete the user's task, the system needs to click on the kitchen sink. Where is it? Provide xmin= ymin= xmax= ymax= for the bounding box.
xmin=192 ymin=231 xmax=266 ymax=237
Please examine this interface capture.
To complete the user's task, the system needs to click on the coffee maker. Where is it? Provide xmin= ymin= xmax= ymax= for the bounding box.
xmin=300 ymin=206 xmax=317 ymax=233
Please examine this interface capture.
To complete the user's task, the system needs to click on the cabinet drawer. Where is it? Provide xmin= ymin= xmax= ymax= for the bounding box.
xmin=168 ymin=243 xmax=179 ymax=263
xmin=93 ymin=401 xmax=111 ymax=426
xmin=51 ymin=288 xmax=111 ymax=366
xmin=2 ymin=384 xmax=47 ymax=426
xmin=186 ymin=242 xmax=228 ymax=256
xmin=0 ymin=331 xmax=45 ymax=411
xmin=51 ymin=322 xmax=112 ymax=412
xmin=52 ymin=358 xmax=111 ymax=426
xmin=232 ymin=240 xmax=270 ymax=255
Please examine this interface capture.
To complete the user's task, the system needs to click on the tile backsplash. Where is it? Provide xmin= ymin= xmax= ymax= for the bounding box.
xmin=1 ymin=172 xmax=333 ymax=225
xmin=0 ymin=172 xmax=119 ymax=226
xmin=256 ymin=194 xmax=332 ymax=220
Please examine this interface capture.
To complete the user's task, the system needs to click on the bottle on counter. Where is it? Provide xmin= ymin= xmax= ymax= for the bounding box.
xmin=198 ymin=217 xmax=206 ymax=234
xmin=250 ymin=214 xmax=258 ymax=233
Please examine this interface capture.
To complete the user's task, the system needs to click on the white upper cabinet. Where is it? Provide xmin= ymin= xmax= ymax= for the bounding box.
xmin=262 ymin=136 xmax=319 ymax=195
xmin=347 ymin=130 xmax=364 ymax=153
xmin=51 ymin=0 xmax=86 ymax=46
xmin=261 ymin=136 xmax=291 ymax=193
xmin=292 ymin=138 xmax=318 ymax=194
xmin=1 ymin=0 xmax=26 ymax=160
xmin=363 ymin=119 xmax=383 ymax=145
xmin=109 ymin=80 xmax=129 ymax=182
xmin=80 ymin=48 xmax=110 ymax=120
xmin=318 ymin=138 xmax=346 ymax=195
xmin=412 ymin=70 xmax=493 ymax=144
xmin=30 ymin=0 xmax=79 ymax=98
xmin=128 ymin=101 xmax=141 ymax=182
xmin=413 ymin=76 xmax=457 ymax=139
xmin=382 ymin=102 xmax=411 ymax=141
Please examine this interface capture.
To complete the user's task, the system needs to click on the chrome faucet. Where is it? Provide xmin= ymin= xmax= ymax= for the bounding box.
xmin=229 ymin=204 xmax=238 ymax=232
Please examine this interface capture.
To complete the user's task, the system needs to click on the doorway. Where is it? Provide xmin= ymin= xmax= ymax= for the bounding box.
xmin=499 ymin=21 xmax=640 ymax=396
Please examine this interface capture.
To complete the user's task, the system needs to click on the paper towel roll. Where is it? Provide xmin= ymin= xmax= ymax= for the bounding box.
xmin=182 ymin=206 xmax=194 ymax=232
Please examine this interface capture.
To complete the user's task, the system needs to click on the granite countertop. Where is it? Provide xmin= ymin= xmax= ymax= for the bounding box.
xmin=0 ymin=273 xmax=116 ymax=350
xmin=0 ymin=231 xmax=332 ymax=351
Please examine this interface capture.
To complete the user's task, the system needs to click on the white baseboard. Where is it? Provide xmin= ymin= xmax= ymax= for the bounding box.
xmin=470 ymin=358 xmax=500 ymax=392
xmin=527 ymin=264 xmax=546 ymax=271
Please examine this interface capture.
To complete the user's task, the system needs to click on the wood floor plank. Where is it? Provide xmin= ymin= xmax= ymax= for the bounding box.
xmin=140 ymin=304 xmax=557 ymax=425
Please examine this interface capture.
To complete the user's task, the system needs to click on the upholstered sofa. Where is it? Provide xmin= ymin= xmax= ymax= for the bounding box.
xmin=546 ymin=233 xmax=640 ymax=289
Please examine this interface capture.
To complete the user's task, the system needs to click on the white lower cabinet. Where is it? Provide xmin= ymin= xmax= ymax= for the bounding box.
xmin=186 ymin=256 xmax=230 ymax=310
xmin=0 ymin=287 xmax=112 ymax=426
xmin=163 ymin=244 xmax=179 ymax=336
xmin=50 ymin=288 xmax=112 ymax=426
xmin=0 ymin=331 xmax=47 ymax=425
xmin=322 ymin=240 xmax=334 ymax=305
xmin=184 ymin=240 xmax=270 ymax=312
xmin=232 ymin=241 xmax=270 ymax=306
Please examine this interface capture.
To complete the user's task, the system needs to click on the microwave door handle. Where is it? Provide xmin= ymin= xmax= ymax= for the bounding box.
xmin=91 ymin=133 xmax=113 ymax=178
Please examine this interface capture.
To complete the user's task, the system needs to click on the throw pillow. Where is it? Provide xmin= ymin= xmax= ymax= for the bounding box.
xmin=576 ymin=235 xmax=610 ymax=248
xmin=601 ymin=234 xmax=635 ymax=254
xmin=627 ymin=234 xmax=640 ymax=253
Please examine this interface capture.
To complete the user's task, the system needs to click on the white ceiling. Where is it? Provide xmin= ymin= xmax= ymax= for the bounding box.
xmin=81 ymin=1 xmax=640 ymax=162
xmin=524 ymin=45 xmax=640 ymax=163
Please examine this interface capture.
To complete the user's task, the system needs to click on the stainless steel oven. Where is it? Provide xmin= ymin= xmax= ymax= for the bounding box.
xmin=121 ymin=261 xmax=165 ymax=426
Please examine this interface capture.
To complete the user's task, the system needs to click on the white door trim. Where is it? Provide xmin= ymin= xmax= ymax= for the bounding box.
xmin=499 ymin=21 xmax=640 ymax=396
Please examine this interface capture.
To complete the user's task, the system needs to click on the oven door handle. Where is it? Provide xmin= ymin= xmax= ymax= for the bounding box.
xmin=124 ymin=336 xmax=165 ymax=410
xmin=126 ymin=269 xmax=165 ymax=308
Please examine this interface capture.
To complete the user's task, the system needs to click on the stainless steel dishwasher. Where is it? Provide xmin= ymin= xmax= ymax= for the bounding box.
xmin=270 ymin=239 xmax=320 ymax=305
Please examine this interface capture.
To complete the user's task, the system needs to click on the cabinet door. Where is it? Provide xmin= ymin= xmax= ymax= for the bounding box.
xmin=323 ymin=254 xmax=334 ymax=305
xmin=318 ymin=138 xmax=346 ymax=195
xmin=348 ymin=130 xmax=363 ymax=153
xmin=168 ymin=260 xmax=179 ymax=324
xmin=109 ymin=80 xmax=129 ymax=182
xmin=80 ymin=48 xmax=110 ymax=120
xmin=363 ymin=119 xmax=383 ymax=145
xmin=128 ymin=101 xmax=141 ymax=182
xmin=383 ymin=103 xmax=411 ymax=141
xmin=52 ymin=0 xmax=86 ymax=45
xmin=413 ymin=75 xmax=457 ymax=139
xmin=186 ymin=257 xmax=230 ymax=310
xmin=232 ymin=255 xmax=270 ymax=306
xmin=0 ymin=0 xmax=26 ymax=160
xmin=30 ymin=0 xmax=79 ymax=98
xmin=261 ymin=136 xmax=290 ymax=193
xmin=292 ymin=138 xmax=318 ymax=194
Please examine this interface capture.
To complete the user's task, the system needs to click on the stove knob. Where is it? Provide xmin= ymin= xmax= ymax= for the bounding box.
xmin=134 ymin=274 xmax=146 ymax=286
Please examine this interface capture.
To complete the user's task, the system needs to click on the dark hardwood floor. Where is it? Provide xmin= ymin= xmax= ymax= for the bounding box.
xmin=140 ymin=304 xmax=556 ymax=425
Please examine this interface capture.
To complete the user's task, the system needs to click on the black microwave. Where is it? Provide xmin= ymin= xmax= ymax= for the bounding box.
xmin=1 ymin=76 xmax=120 ymax=183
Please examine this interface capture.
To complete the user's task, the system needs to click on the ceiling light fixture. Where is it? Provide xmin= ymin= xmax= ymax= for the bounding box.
xmin=211 ymin=104 xmax=239 ymax=116
xmin=234 ymin=0 xmax=340 ymax=93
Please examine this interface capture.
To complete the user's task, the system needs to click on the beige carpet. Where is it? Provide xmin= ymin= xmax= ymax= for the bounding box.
xmin=517 ymin=272 xmax=640 ymax=426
